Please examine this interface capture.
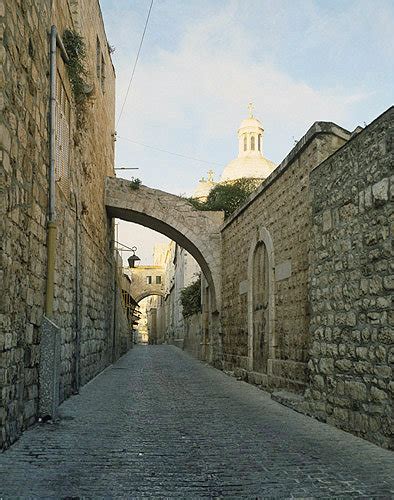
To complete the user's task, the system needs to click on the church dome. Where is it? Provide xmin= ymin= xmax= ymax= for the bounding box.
xmin=220 ymin=103 xmax=277 ymax=183
xmin=192 ymin=171 xmax=216 ymax=201
xmin=239 ymin=116 xmax=263 ymax=130
xmin=221 ymin=156 xmax=276 ymax=183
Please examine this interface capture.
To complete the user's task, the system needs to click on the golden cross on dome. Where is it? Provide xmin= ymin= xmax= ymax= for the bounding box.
xmin=248 ymin=101 xmax=254 ymax=118
xmin=207 ymin=170 xmax=214 ymax=182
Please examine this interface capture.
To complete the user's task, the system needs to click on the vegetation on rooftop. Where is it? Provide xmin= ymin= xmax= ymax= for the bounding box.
xmin=188 ymin=177 xmax=261 ymax=218
xmin=130 ymin=178 xmax=142 ymax=189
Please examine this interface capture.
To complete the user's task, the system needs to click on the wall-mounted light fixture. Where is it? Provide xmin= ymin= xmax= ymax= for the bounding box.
xmin=127 ymin=246 xmax=141 ymax=268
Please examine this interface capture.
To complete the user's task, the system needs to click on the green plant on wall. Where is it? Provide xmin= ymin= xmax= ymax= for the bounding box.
xmin=188 ymin=177 xmax=261 ymax=218
xmin=63 ymin=29 xmax=90 ymax=127
xmin=130 ymin=178 xmax=142 ymax=190
xmin=180 ymin=275 xmax=201 ymax=318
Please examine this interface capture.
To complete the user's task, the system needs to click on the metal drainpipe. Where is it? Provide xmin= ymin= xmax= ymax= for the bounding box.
xmin=45 ymin=26 xmax=69 ymax=317
xmin=44 ymin=26 xmax=57 ymax=317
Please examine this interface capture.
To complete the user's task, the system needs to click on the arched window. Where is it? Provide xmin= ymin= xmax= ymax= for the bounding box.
xmin=251 ymin=136 xmax=255 ymax=151
xmin=243 ymin=135 xmax=247 ymax=151
xmin=252 ymin=242 xmax=269 ymax=372
xmin=258 ymin=134 xmax=262 ymax=151
xmin=247 ymin=227 xmax=275 ymax=373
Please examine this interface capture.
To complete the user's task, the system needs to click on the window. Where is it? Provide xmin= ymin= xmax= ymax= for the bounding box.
xmin=96 ymin=37 xmax=101 ymax=79
xmin=156 ymin=276 xmax=162 ymax=284
xmin=55 ymin=72 xmax=70 ymax=191
xmin=258 ymin=134 xmax=262 ymax=151
xmin=146 ymin=276 xmax=152 ymax=285
xmin=251 ymin=136 xmax=255 ymax=151
xmin=243 ymin=135 xmax=247 ymax=151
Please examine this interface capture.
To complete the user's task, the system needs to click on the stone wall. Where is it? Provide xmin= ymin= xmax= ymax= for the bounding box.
xmin=306 ymin=107 xmax=393 ymax=449
xmin=1 ymin=0 xmax=130 ymax=450
xmin=115 ymin=257 xmax=133 ymax=358
xmin=183 ymin=313 xmax=203 ymax=359
xmin=220 ymin=123 xmax=351 ymax=391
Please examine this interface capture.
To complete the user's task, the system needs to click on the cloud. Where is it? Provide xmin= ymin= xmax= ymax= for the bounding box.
xmin=101 ymin=0 xmax=393 ymax=263
xmin=114 ymin=1 xmax=376 ymax=167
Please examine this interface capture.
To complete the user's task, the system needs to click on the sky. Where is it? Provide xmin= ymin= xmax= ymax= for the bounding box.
xmin=100 ymin=0 xmax=394 ymax=264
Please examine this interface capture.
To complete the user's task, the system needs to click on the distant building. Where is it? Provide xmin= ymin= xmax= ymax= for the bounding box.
xmin=192 ymin=170 xmax=216 ymax=201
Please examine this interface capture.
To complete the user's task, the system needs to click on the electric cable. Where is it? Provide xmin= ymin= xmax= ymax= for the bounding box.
xmin=117 ymin=136 xmax=223 ymax=166
xmin=116 ymin=0 xmax=154 ymax=127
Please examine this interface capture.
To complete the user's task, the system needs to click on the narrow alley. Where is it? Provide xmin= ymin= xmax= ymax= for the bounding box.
xmin=1 ymin=346 xmax=393 ymax=498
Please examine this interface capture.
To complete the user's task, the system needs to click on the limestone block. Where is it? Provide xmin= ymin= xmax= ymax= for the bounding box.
xmin=335 ymin=359 xmax=352 ymax=372
xmin=345 ymin=381 xmax=367 ymax=401
xmin=372 ymin=178 xmax=389 ymax=205
xmin=370 ymin=386 xmax=387 ymax=402
xmin=319 ymin=358 xmax=334 ymax=374
xmin=383 ymin=275 xmax=394 ymax=290
xmin=275 ymin=260 xmax=292 ymax=281
xmin=238 ymin=280 xmax=248 ymax=295
xmin=332 ymin=407 xmax=348 ymax=423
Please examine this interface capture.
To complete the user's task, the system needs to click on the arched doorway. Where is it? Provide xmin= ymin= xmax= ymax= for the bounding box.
xmin=247 ymin=227 xmax=275 ymax=372
xmin=135 ymin=293 xmax=165 ymax=345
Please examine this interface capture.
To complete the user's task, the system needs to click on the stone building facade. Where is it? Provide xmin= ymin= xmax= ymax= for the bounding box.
xmin=1 ymin=0 xmax=130 ymax=450
xmin=140 ymin=242 xmax=200 ymax=347
xmin=219 ymin=110 xmax=393 ymax=449
xmin=1 ymin=0 xmax=391 ymax=454
xmin=220 ymin=122 xmax=351 ymax=391
xmin=124 ymin=265 xmax=165 ymax=303
xmin=306 ymin=107 xmax=393 ymax=449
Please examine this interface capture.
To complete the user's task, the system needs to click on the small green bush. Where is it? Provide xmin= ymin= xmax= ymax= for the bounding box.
xmin=130 ymin=178 xmax=142 ymax=189
xmin=188 ymin=177 xmax=261 ymax=218
xmin=180 ymin=276 xmax=201 ymax=317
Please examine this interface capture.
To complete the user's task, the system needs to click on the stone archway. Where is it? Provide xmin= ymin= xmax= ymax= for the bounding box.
xmin=105 ymin=177 xmax=224 ymax=363
xmin=247 ymin=227 xmax=275 ymax=372
xmin=124 ymin=265 xmax=165 ymax=303
xmin=105 ymin=177 xmax=223 ymax=312
xmin=135 ymin=291 xmax=165 ymax=304
xmin=135 ymin=292 xmax=166 ymax=345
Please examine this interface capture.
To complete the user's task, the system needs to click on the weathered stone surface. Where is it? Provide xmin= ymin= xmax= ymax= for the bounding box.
xmin=220 ymin=122 xmax=350 ymax=391
xmin=1 ymin=0 xmax=130 ymax=450
xmin=1 ymin=347 xmax=393 ymax=498
xmin=307 ymin=107 xmax=393 ymax=449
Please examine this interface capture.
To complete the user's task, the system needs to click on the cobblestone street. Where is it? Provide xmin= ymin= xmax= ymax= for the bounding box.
xmin=1 ymin=346 xmax=393 ymax=498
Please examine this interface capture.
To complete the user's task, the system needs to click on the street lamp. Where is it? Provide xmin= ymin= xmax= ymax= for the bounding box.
xmin=127 ymin=246 xmax=141 ymax=268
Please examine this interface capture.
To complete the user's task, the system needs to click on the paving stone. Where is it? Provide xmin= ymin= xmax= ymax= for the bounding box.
xmin=0 ymin=346 xmax=393 ymax=498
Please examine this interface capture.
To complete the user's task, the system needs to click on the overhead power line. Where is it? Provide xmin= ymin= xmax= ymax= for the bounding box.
xmin=116 ymin=0 xmax=154 ymax=127
xmin=117 ymin=135 xmax=223 ymax=166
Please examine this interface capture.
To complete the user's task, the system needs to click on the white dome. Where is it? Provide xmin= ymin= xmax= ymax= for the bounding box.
xmin=192 ymin=179 xmax=215 ymax=200
xmin=219 ymin=104 xmax=277 ymax=183
xmin=239 ymin=116 xmax=263 ymax=130
xmin=220 ymin=156 xmax=276 ymax=183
